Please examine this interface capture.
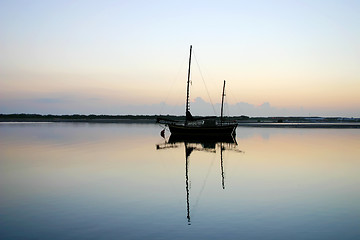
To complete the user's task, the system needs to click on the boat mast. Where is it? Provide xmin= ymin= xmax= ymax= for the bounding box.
xmin=220 ymin=80 xmax=226 ymax=124
xmin=185 ymin=45 xmax=192 ymax=126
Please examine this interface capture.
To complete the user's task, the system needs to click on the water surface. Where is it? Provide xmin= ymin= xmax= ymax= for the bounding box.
xmin=1 ymin=123 xmax=359 ymax=239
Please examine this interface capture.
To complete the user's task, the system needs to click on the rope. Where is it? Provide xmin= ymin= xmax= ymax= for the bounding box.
xmin=228 ymin=88 xmax=243 ymax=115
xmin=228 ymin=88 xmax=239 ymax=104
xmin=159 ymin=54 xmax=187 ymax=115
xmin=224 ymin=91 xmax=231 ymax=116
xmin=192 ymin=50 xmax=217 ymax=115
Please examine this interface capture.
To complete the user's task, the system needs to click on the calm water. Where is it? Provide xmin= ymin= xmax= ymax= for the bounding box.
xmin=1 ymin=123 xmax=359 ymax=240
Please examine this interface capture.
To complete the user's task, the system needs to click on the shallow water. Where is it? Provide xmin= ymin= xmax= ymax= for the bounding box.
xmin=1 ymin=123 xmax=359 ymax=239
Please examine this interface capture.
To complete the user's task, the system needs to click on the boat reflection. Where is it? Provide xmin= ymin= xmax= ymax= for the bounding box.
xmin=156 ymin=135 xmax=242 ymax=225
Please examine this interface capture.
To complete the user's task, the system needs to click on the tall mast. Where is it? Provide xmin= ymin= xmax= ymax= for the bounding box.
xmin=220 ymin=80 xmax=226 ymax=124
xmin=185 ymin=45 xmax=192 ymax=125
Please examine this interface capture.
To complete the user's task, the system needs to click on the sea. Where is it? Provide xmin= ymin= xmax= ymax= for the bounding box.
xmin=1 ymin=122 xmax=359 ymax=240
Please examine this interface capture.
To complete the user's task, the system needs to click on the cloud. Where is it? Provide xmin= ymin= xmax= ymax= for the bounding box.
xmin=157 ymin=98 xmax=358 ymax=117
xmin=0 ymin=96 xmax=358 ymax=117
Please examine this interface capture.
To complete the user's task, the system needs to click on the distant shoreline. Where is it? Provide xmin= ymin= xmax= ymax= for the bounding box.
xmin=1 ymin=121 xmax=359 ymax=129
xmin=1 ymin=114 xmax=359 ymax=128
xmin=236 ymin=123 xmax=360 ymax=129
xmin=0 ymin=118 xmax=156 ymax=124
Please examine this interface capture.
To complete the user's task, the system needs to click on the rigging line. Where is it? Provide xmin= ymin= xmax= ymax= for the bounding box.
xmin=159 ymin=54 xmax=188 ymax=115
xmin=228 ymin=88 xmax=245 ymax=115
xmin=192 ymin=50 xmax=217 ymax=115
xmin=221 ymin=86 xmax=232 ymax=117
xmin=222 ymin=87 xmax=229 ymax=116
xmin=224 ymin=93 xmax=231 ymax=116
xmin=228 ymin=88 xmax=241 ymax=108
xmin=191 ymin=152 xmax=216 ymax=217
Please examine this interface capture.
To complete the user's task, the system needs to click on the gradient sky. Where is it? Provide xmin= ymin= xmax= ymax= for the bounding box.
xmin=1 ymin=0 xmax=359 ymax=117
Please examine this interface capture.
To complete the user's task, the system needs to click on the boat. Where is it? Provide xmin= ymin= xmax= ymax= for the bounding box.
xmin=158 ymin=45 xmax=237 ymax=137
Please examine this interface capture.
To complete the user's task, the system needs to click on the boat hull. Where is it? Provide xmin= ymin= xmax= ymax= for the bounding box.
xmin=168 ymin=124 xmax=237 ymax=136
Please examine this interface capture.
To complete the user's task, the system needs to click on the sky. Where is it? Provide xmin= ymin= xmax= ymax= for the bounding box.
xmin=1 ymin=0 xmax=359 ymax=117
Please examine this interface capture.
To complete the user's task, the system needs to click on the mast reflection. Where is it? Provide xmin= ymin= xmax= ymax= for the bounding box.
xmin=156 ymin=135 xmax=242 ymax=225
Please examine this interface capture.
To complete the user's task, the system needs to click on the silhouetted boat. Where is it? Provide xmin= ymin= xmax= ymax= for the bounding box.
xmin=158 ymin=45 xmax=237 ymax=137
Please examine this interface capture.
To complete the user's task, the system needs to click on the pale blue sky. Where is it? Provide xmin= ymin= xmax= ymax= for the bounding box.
xmin=1 ymin=0 xmax=359 ymax=116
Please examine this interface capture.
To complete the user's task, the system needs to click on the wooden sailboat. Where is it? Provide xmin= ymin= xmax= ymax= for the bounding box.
xmin=159 ymin=45 xmax=237 ymax=137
